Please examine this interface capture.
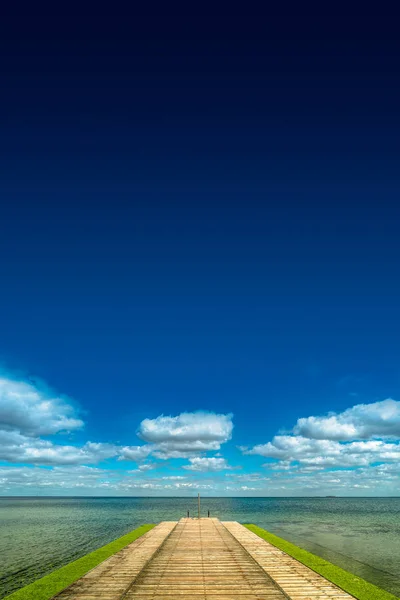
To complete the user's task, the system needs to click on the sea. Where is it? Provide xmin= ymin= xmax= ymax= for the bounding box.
xmin=1 ymin=497 xmax=399 ymax=599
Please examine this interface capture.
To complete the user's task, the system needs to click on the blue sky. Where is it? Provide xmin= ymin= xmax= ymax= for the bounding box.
xmin=0 ymin=13 xmax=400 ymax=496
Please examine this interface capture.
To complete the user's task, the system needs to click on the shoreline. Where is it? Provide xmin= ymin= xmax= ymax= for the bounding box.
xmin=4 ymin=525 xmax=155 ymax=600
xmin=245 ymin=524 xmax=399 ymax=600
xmin=4 ymin=521 xmax=398 ymax=600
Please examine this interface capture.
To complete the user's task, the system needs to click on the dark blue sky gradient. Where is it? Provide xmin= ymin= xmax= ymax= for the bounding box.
xmin=1 ymin=12 xmax=400 ymax=449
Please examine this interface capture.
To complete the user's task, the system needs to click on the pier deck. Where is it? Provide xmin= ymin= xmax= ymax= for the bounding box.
xmin=54 ymin=518 xmax=355 ymax=599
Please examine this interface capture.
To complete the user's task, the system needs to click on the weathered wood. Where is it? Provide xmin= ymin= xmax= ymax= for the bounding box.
xmin=54 ymin=521 xmax=177 ymax=599
xmin=125 ymin=518 xmax=285 ymax=599
xmin=223 ymin=520 xmax=355 ymax=599
xmin=53 ymin=518 xmax=356 ymax=599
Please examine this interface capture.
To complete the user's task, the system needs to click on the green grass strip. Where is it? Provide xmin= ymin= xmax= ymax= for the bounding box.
xmin=5 ymin=524 xmax=155 ymax=600
xmin=244 ymin=524 xmax=398 ymax=600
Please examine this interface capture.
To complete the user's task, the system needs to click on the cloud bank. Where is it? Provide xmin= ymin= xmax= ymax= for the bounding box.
xmin=182 ymin=457 xmax=232 ymax=472
xmin=138 ymin=412 xmax=233 ymax=458
xmin=293 ymin=399 xmax=400 ymax=440
xmin=0 ymin=376 xmax=83 ymax=435
xmin=0 ymin=374 xmax=233 ymax=470
xmin=242 ymin=399 xmax=400 ymax=474
xmin=1 ymin=370 xmax=399 ymax=496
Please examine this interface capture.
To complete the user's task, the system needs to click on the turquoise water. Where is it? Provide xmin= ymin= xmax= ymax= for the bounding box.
xmin=1 ymin=497 xmax=399 ymax=598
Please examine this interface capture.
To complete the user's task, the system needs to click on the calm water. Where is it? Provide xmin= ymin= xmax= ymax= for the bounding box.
xmin=1 ymin=497 xmax=400 ymax=598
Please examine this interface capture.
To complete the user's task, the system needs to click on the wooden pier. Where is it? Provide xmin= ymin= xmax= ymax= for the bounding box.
xmin=54 ymin=518 xmax=355 ymax=599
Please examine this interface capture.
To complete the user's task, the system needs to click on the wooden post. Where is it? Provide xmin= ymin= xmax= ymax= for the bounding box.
xmin=198 ymin=493 xmax=200 ymax=519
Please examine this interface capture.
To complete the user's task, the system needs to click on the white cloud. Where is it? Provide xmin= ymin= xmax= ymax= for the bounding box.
xmin=183 ymin=457 xmax=232 ymax=472
xmin=0 ymin=376 xmax=83 ymax=435
xmin=294 ymin=399 xmax=400 ymax=441
xmin=1 ymin=370 xmax=400 ymax=496
xmin=0 ymin=430 xmax=118 ymax=465
xmin=223 ymin=461 xmax=400 ymax=496
xmin=243 ymin=436 xmax=339 ymax=460
xmin=0 ymin=379 xmax=234 ymax=471
xmin=0 ymin=369 xmax=234 ymax=471
xmin=0 ymin=374 xmax=120 ymax=467
xmin=1 ymin=460 xmax=398 ymax=498
xmin=242 ymin=399 xmax=400 ymax=474
xmin=0 ymin=465 xmax=215 ymax=495
xmin=137 ymin=463 xmax=157 ymax=472
xmin=244 ymin=434 xmax=400 ymax=468
xmin=138 ymin=411 xmax=233 ymax=458
xmin=0 ymin=465 xmax=110 ymax=492
xmin=118 ymin=445 xmax=154 ymax=462
xmin=2 ymin=367 xmax=399 ymax=498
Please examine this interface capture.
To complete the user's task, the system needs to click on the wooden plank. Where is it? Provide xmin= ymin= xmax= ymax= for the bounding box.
xmin=125 ymin=518 xmax=285 ymax=599
xmin=222 ymin=521 xmax=356 ymax=600
xmin=53 ymin=518 xmax=357 ymax=600
xmin=54 ymin=521 xmax=177 ymax=599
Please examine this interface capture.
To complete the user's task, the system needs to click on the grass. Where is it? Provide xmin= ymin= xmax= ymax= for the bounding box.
xmin=5 ymin=524 xmax=155 ymax=600
xmin=244 ymin=524 xmax=399 ymax=600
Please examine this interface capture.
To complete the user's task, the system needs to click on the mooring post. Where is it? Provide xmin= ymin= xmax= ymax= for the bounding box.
xmin=187 ymin=510 xmax=189 ymax=518
xmin=208 ymin=509 xmax=210 ymax=517
xmin=198 ymin=493 xmax=200 ymax=519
